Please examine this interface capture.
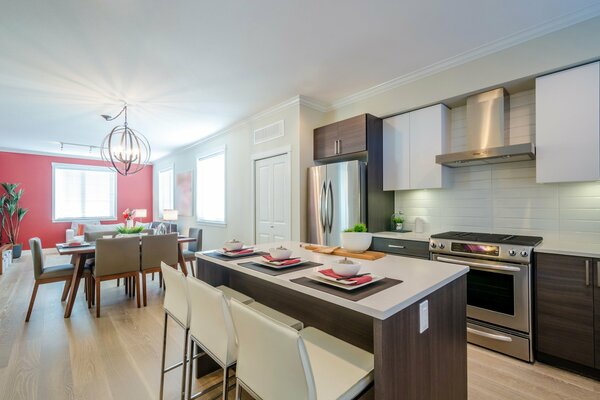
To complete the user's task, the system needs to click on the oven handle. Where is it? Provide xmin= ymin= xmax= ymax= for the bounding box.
xmin=467 ymin=327 xmax=513 ymax=342
xmin=435 ymin=256 xmax=521 ymax=272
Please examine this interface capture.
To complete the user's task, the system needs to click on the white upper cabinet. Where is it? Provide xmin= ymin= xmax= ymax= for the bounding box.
xmin=383 ymin=104 xmax=449 ymax=191
xmin=536 ymin=62 xmax=600 ymax=183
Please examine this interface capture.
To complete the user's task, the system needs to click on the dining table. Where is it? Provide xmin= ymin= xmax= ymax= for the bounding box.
xmin=56 ymin=235 xmax=196 ymax=318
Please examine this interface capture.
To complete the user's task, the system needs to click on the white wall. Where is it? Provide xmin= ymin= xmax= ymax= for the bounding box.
xmin=153 ymin=99 xmax=323 ymax=250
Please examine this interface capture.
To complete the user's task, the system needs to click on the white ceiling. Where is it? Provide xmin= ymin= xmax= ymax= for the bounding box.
xmin=0 ymin=0 xmax=599 ymax=160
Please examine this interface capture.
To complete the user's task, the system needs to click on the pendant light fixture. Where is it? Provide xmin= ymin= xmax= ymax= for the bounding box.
xmin=100 ymin=104 xmax=151 ymax=176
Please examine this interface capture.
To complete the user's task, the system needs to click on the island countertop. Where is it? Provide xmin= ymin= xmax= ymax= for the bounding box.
xmin=196 ymin=241 xmax=468 ymax=320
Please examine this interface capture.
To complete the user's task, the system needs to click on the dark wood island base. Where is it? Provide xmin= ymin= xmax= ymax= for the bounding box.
xmin=196 ymin=257 xmax=467 ymax=400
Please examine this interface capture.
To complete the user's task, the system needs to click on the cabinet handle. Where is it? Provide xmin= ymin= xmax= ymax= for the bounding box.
xmin=338 ymin=139 xmax=342 ymax=154
xmin=585 ymin=260 xmax=590 ymax=286
xmin=388 ymin=244 xmax=406 ymax=249
xmin=333 ymin=140 xmax=338 ymax=155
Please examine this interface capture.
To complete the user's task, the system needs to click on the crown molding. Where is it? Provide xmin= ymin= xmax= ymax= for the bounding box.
xmin=330 ymin=4 xmax=600 ymax=110
xmin=0 ymin=147 xmax=154 ymax=165
xmin=298 ymin=95 xmax=330 ymax=113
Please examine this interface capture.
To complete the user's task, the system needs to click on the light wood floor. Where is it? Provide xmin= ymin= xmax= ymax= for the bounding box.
xmin=0 ymin=253 xmax=599 ymax=400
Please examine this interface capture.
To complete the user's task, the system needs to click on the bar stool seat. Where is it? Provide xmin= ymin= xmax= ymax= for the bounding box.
xmin=216 ymin=285 xmax=253 ymax=305
xmin=300 ymin=327 xmax=374 ymax=400
xmin=247 ymin=302 xmax=303 ymax=331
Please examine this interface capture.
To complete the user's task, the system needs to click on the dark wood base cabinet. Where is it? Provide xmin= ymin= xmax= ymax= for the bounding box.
xmin=535 ymin=252 xmax=600 ymax=380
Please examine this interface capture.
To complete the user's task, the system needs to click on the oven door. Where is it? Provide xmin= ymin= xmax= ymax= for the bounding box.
xmin=432 ymin=254 xmax=530 ymax=333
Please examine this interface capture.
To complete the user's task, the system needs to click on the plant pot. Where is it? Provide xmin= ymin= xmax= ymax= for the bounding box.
xmin=395 ymin=223 xmax=403 ymax=231
xmin=340 ymin=232 xmax=373 ymax=253
xmin=12 ymin=243 xmax=22 ymax=259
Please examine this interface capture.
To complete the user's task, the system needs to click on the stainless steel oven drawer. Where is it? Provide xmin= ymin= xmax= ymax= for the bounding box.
xmin=371 ymin=237 xmax=429 ymax=259
xmin=467 ymin=321 xmax=532 ymax=362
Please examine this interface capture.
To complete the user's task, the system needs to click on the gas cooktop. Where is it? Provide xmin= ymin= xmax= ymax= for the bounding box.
xmin=430 ymin=231 xmax=543 ymax=246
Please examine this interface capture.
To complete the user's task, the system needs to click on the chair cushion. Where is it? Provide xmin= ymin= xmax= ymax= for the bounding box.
xmin=247 ymin=301 xmax=304 ymax=331
xmin=39 ymin=264 xmax=75 ymax=279
xmin=216 ymin=285 xmax=254 ymax=305
xmin=182 ymin=249 xmax=195 ymax=261
xmin=300 ymin=327 xmax=374 ymax=400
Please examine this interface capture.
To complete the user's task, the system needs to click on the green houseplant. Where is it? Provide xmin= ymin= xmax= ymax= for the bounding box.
xmin=340 ymin=223 xmax=372 ymax=253
xmin=116 ymin=225 xmax=145 ymax=235
xmin=0 ymin=183 xmax=29 ymax=259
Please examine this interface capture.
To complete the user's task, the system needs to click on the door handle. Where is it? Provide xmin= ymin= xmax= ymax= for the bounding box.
xmin=467 ymin=327 xmax=513 ymax=342
xmin=585 ymin=260 xmax=590 ymax=286
xmin=320 ymin=182 xmax=327 ymax=232
xmin=597 ymin=261 xmax=600 ymax=288
xmin=327 ymin=180 xmax=334 ymax=233
xmin=435 ymin=256 xmax=521 ymax=272
xmin=388 ymin=244 xmax=406 ymax=249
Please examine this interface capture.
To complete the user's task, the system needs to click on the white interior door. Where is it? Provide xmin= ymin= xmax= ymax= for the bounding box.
xmin=255 ymin=153 xmax=291 ymax=244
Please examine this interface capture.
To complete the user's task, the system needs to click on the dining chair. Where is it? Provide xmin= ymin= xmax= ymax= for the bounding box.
xmin=230 ymin=299 xmax=374 ymax=400
xmin=26 ymin=237 xmax=93 ymax=321
xmin=84 ymin=231 xmax=116 ymax=242
xmin=182 ymin=228 xmax=202 ymax=278
xmin=141 ymin=233 xmax=178 ymax=306
xmin=93 ymin=236 xmax=141 ymax=317
xmin=185 ymin=277 xmax=303 ymax=400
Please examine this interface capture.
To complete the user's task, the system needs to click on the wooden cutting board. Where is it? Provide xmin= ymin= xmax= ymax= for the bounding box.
xmin=303 ymin=245 xmax=386 ymax=261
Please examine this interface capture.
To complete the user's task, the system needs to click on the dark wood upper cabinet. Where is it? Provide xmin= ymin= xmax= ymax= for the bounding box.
xmin=535 ymin=253 xmax=595 ymax=367
xmin=314 ymin=114 xmax=368 ymax=160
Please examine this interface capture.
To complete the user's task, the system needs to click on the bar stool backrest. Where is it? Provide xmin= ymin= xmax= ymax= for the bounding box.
xmin=186 ymin=276 xmax=237 ymax=367
xmin=160 ymin=262 xmax=190 ymax=327
xmin=230 ymin=299 xmax=317 ymax=400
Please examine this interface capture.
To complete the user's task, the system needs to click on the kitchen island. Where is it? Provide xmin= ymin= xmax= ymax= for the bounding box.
xmin=195 ymin=241 xmax=469 ymax=399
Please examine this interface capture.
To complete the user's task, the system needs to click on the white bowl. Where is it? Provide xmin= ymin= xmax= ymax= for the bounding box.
xmin=224 ymin=240 xmax=244 ymax=251
xmin=340 ymin=232 xmax=372 ymax=253
xmin=332 ymin=259 xmax=361 ymax=277
xmin=269 ymin=247 xmax=292 ymax=260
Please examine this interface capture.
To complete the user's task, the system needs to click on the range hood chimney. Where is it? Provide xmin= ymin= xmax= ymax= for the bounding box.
xmin=436 ymin=88 xmax=535 ymax=167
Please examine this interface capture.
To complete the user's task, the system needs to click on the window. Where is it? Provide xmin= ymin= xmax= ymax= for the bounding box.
xmin=196 ymin=150 xmax=225 ymax=223
xmin=52 ymin=163 xmax=117 ymax=221
xmin=158 ymin=167 xmax=174 ymax=217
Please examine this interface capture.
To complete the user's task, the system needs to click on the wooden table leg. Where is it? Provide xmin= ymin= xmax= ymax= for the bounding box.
xmin=64 ymin=254 xmax=84 ymax=318
xmin=177 ymin=243 xmax=188 ymax=276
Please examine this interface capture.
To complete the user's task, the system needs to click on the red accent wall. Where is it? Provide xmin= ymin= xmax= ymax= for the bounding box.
xmin=0 ymin=151 xmax=153 ymax=249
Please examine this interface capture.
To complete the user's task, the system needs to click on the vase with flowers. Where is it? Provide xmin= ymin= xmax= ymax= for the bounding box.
xmin=122 ymin=208 xmax=135 ymax=228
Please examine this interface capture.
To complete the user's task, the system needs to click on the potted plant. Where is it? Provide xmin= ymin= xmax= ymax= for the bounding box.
xmin=0 ymin=183 xmax=29 ymax=259
xmin=122 ymin=208 xmax=134 ymax=228
xmin=340 ymin=223 xmax=372 ymax=253
xmin=391 ymin=211 xmax=404 ymax=232
xmin=116 ymin=225 xmax=145 ymax=237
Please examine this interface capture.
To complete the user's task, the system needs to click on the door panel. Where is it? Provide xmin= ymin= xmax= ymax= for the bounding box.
xmin=595 ymin=259 xmax=600 ymax=369
xmin=382 ymin=114 xmax=410 ymax=190
xmin=337 ymin=114 xmax=366 ymax=155
xmin=314 ymin=123 xmax=338 ymax=159
xmin=307 ymin=165 xmax=327 ymax=245
xmin=535 ymin=253 xmax=594 ymax=367
xmin=255 ymin=154 xmax=290 ymax=244
xmin=326 ymin=161 xmax=364 ymax=246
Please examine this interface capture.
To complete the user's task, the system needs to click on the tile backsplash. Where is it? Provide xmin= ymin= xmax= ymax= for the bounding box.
xmin=394 ymin=89 xmax=600 ymax=244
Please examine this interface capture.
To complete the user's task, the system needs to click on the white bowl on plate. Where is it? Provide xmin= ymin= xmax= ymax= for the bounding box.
xmin=340 ymin=232 xmax=372 ymax=253
xmin=332 ymin=258 xmax=361 ymax=277
xmin=269 ymin=246 xmax=292 ymax=260
xmin=224 ymin=239 xmax=244 ymax=251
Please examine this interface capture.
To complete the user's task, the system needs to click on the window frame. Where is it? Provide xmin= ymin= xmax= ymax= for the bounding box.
xmin=158 ymin=165 xmax=175 ymax=218
xmin=195 ymin=148 xmax=226 ymax=226
xmin=52 ymin=163 xmax=118 ymax=222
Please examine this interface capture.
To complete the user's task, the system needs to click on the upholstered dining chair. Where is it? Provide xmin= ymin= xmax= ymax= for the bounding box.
xmin=182 ymin=228 xmax=202 ymax=278
xmin=26 ymin=237 xmax=93 ymax=321
xmin=93 ymin=236 xmax=141 ymax=317
xmin=141 ymin=233 xmax=178 ymax=306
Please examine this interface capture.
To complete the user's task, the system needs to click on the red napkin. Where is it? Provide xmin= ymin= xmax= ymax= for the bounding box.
xmin=319 ymin=269 xmax=372 ymax=285
xmin=262 ymin=255 xmax=301 ymax=265
xmin=67 ymin=241 xmax=82 ymax=247
xmin=224 ymin=248 xmax=253 ymax=255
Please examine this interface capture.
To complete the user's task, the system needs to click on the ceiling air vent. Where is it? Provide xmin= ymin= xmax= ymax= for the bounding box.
xmin=254 ymin=120 xmax=284 ymax=144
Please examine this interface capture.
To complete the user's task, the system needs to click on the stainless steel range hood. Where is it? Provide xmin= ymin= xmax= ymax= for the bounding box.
xmin=436 ymin=88 xmax=535 ymax=167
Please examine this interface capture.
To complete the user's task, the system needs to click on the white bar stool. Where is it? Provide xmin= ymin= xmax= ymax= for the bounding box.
xmin=230 ymin=299 xmax=375 ymax=400
xmin=185 ymin=277 xmax=304 ymax=400
xmin=159 ymin=264 xmax=253 ymax=400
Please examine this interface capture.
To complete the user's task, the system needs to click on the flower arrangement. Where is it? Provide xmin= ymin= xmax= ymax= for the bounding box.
xmin=122 ymin=208 xmax=134 ymax=221
xmin=117 ymin=225 xmax=144 ymax=234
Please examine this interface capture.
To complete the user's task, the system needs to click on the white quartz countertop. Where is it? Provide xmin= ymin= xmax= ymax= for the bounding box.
xmin=196 ymin=241 xmax=467 ymax=320
xmin=372 ymin=231 xmax=430 ymax=241
xmin=534 ymin=240 xmax=600 ymax=259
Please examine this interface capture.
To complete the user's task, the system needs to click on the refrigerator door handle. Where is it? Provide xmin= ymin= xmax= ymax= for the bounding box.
xmin=320 ymin=181 xmax=327 ymax=232
xmin=327 ymin=180 xmax=334 ymax=233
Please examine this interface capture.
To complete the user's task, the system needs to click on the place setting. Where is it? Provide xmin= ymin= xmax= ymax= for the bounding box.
xmin=290 ymin=257 xmax=402 ymax=301
xmin=205 ymin=239 xmax=269 ymax=261
xmin=236 ymin=245 xmax=323 ymax=276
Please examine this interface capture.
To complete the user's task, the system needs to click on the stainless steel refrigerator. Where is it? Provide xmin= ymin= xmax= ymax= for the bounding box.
xmin=307 ymin=160 xmax=366 ymax=246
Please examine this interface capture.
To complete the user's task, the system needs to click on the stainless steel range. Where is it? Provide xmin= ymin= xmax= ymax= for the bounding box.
xmin=429 ymin=231 xmax=543 ymax=362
